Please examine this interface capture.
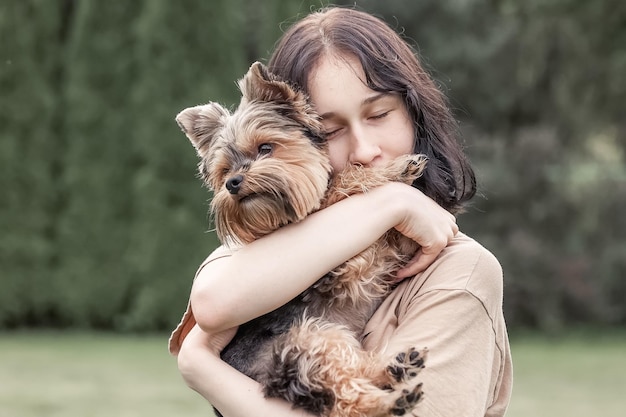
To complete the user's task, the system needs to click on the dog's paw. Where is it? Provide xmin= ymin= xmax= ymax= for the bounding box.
xmin=387 ymin=347 xmax=427 ymax=383
xmin=401 ymin=155 xmax=428 ymax=179
xmin=380 ymin=154 xmax=427 ymax=184
xmin=390 ymin=383 xmax=424 ymax=416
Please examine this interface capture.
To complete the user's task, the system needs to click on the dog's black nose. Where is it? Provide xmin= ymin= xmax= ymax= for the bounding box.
xmin=225 ymin=174 xmax=244 ymax=194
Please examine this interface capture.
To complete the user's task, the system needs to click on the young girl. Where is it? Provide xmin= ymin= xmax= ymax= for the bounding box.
xmin=170 ymin=7 xmax=512 ymax=417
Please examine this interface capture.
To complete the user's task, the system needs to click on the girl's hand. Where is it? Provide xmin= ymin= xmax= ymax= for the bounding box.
xmin=386 ymin=183 xmax=458 ymax=279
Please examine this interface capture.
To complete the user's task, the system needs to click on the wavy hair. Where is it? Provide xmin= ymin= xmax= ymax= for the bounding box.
xmin=267 ymin=7 xmax=476 ymax=214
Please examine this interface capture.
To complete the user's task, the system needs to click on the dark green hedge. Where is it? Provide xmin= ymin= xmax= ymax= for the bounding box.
xmin=2 ymin=0 xmax=624 ymax=331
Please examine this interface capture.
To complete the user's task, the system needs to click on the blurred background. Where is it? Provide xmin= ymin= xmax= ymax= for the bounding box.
xmin=1 ymin=0 xmax=625 ymax=415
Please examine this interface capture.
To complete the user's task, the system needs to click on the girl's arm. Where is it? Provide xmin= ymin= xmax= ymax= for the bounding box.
xmin=178 ymin=325 xmax=315 ymax=417
xmin=191 ymin=182 xmax=458 ymax=333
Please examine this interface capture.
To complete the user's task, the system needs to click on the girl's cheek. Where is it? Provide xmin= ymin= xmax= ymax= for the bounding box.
xmin=328 ymin=142 xmax=348 ymax=172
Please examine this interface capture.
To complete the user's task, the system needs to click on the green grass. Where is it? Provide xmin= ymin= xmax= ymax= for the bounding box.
xmin=0 ymin=332 xmax=211 ymax=417
xmin=507 ymin=330 xmax=626 ymax=417
xmin=0 ymin=330 xmax=624 ymax=416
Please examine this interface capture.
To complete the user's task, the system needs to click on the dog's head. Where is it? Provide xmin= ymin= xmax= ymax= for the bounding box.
xmin=176 ymin=62 xmax=332 ymax=245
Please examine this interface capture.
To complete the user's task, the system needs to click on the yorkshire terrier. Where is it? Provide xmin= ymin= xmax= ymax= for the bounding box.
xmin=176 ymin=62 xmax=428 ymax=417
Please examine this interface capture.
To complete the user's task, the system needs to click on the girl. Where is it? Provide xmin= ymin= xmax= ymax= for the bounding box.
xmin=171 ymin=7 xmax=512 ymax=417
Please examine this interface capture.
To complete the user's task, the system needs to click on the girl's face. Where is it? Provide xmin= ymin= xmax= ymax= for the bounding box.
xmin=308 ymin=53 xmax=415 ymax=172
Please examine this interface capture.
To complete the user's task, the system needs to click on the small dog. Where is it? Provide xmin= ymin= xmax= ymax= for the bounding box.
xmin=176 ymin=62 xmax=428 ymax=417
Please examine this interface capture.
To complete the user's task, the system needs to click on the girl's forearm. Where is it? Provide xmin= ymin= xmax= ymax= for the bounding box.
xmin=191 ymin=184 xmax=402 ymax=332
xmin=178 ymin=330 xmax=314 ymax=417
xmin=191 ymin=182 xmax=456 ymax=333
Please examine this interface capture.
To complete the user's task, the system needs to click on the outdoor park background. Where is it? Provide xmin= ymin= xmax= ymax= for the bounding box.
xmin=1 ymin=0 xmax=625 ymax=416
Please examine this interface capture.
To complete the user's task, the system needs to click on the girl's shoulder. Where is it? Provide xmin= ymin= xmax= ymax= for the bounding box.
xmin=402 ymin=232 xmax=504 ymax=308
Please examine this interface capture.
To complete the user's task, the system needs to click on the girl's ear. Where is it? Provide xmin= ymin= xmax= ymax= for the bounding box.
xmin=175 ymin=103 xmax=230 ymax=157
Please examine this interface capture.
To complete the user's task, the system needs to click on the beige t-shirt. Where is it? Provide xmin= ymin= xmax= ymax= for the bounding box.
xmin=169 ymin=233 xmax=513 ymax=417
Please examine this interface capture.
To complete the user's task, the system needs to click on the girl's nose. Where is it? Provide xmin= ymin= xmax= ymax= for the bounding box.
xmin=348 ymin=126 xmax=381 ymax=166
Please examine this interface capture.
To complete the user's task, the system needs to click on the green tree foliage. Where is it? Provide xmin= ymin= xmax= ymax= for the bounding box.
xmin=1 ymin=0 xmax=624 ymax=331
xmin=1 ymin=0 xmax=303 ymax=330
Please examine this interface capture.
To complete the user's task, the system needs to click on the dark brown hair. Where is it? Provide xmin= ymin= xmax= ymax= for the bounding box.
xmin=267 ymin=7 xmax=476 ymax=214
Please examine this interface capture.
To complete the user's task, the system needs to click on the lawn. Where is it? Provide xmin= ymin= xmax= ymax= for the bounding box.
xmin=507 ymin=330 xmax=626 ymax=417
xmin=0 ymin=332 xmax=209 ymax=417
xmin=0 ymin=330 xmax=624 ymax=417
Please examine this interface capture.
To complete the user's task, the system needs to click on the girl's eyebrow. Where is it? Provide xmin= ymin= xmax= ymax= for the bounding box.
xmin=319 ymin=93 xmax=391 ymax=120
xmin=362 ymin=92 xmax=390 ymax=106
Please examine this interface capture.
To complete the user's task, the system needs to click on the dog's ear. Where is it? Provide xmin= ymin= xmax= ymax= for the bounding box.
xmin=239 ymin=62 xmax=325 ymax=139
xmin=175 ymin=103 xmax=229 ymax=156
xmin=239 ymin=61 xmax=305 ymax=106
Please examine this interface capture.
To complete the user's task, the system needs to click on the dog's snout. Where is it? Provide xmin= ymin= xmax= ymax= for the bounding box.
xmin=225 ymin=174 xmax=244 ymax=194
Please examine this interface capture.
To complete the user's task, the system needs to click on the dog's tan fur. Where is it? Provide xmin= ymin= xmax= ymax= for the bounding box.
xmin=176 ymin=62 xmax=428 ymax=417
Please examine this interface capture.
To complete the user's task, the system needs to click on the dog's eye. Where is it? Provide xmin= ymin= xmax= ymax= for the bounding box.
xmin=258 ymin=143 xmax=273 ymax=156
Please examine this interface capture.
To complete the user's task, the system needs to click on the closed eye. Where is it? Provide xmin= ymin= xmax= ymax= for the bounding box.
xmin=324 ymin=128 xmax=342 ymax=139
xmin=368 ymin=110 xmax=391 ymax=120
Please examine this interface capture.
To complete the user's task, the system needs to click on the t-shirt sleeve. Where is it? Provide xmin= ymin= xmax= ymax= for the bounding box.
xmin=168 ymin=245 xmax=234 ymax=355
